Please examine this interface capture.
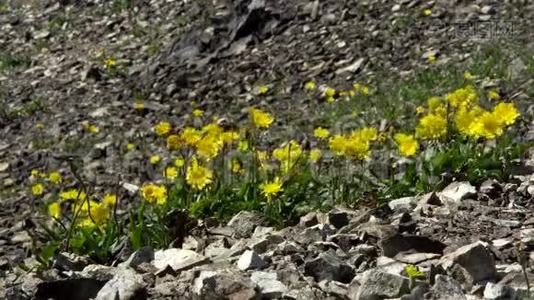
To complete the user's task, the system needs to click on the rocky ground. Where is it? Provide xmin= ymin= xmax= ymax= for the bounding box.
xmin=4 ymin=178 xmax=534 ymax=299
xmin=1 ymin=0 xmax=534 ymax=299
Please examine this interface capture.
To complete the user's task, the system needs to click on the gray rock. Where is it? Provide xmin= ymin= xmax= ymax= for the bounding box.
xmin=317 ymin=280 xmax=349 ymax=298
xmin=304 ymin=252 xmax=355 ymax=283
xmin=53 ymin=252 xmax=91 ymax=271
xmin=483 ymin=282 xmax=516 ymax=300
xmin=294 ymin=224 xmax=335 ymax=245
xmin=299 ymin=212 xmax=318 ymax=227
xmin=119 ymin=246 xmax=154 ymax=269
xmin=247 ymin=234 xmax=284 ymax=254
xmin=440 ymin=241 xmax=496 ymax=282
xmin=388 ymin=196 xmax=417 ymax=211
xmin=193 ymin=270 xmax=258 ymax=300
xmin=379 ymin=234 xmax=446 ymax=257
xmin=95 ymin=268 xmax=146 ymax=300
xmin=438 ymin=181 xmax=476 ymax=205
xmin=498 ymin=272 xmax=534 ymax=299
xmin=430 ymin=275 xmax=466 ymax=300
xmin=328 ymin=208 xmax=350 ymax=229
xmin=250 ymin=271 xmax=288 ymax=299
xmin=376 ymin=256 xmax=408 ymax=275
xmin=352 ymin=269 xmax=410 ymax=300
xmin=153 ymin=248 xmax=208 ymax=272
xmin=227 ymin=211 xmax=264 ymax=238
xmin=237 ymin=250 xmax=267 ymax=270
xmin=394 ymin=252 xmax=441 ymax=265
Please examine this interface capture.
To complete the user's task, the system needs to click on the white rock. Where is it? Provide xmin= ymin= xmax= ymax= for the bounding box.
xmin=153 ymin=249 xmax=208 ymax=272
xmin=95 ymin=268 xmax=145 ymax=300
xmin=439 ymin=181 xmax=476 ymax=204
xmin=250 ymin=271 xmax=288 ymax=299
xmin=237 ymin=250 xmax=266 ymax=270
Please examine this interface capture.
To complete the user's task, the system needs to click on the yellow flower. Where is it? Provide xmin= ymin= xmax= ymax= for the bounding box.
xmin=355 ymin=127 xmax=378 ymax=142
xmin=150 ymin=155 xmax=161 ymax=165
xmin=314 ymin=127 xmax=330 ymax=139
xmin=230 ymin=159 xmax=244 ymax=174
xmin=36 ymin=123 xmax=45 ymax=129
xmin=309 ymin=148 xmax=322 ymax=163
xmin=48 ymin=202 xmax=61 ymax=219
xmin=60 ymin=189 xmax=86 ymax=201
xmin=304 ymin=81 xmax=316 ymax=90
xmin=445 ymin=85 xmax=478 ymax=108
xmin=394 ymin=133 xmax=419 ymax=157
xmin=201 ymin=123 xmax=223 ymax=136
xmin=423 ymin=9 xmax=432 ymax=16
xmin=48 ymin=172 xmax=62 ymax=185
xmin=427 ymin=54 xmax=436 ymax=63
xmin=258 ymin=85 xmax=269 ymax=95
xmin=196 ymin=136 xmax=222 ymax=160
xmin=487 ymin=90 xmax=500 ymax=101
xmin=221 ymin=131 xmax=240 ymax=145
xmin=415 ymin=113 xmax=447 ymax=140
xmin=416 ymin=106 xmax=425 ymax=114
xmin=273 ymin=140 xmax=303 ymax=172
xmin=362 ymin=86 xmax=370 ymax=95
xmin=164 ymin=166 xmax=178 ymax=180
xmin=127 ymin=143 xmax=136 ymax=151
xmin=249 ymin=107 xmax=274 ymax=129
xmin=352 ymin=83 xmax=361 ymax=92
xmin=134 ymin=101 xmax=145 ymax=111
xmin=181 ymin=127 xmax=202 ymax=146
xmin=470 ymin=111 xmax=504 ymax=139
xmin=186 ymin=158 xmax=213 ymax=190
xmin=31 ymin=183 xmax=44 ymax=196
xmin=84 ymin=123 xmax=99 ymax=134
xmin=463 ymin=71 xmax=475 ymax=80
xmin=342 ymin=137 xmax=371 ymax=160
xmin=104 ymin=58 xmax=116 ymax=68
xmin=329 ymin=135 xmax=347 ymax=155
xmin=325 ymin=87 xmax=336 ymax=97
xmin=140 ymin=183 xmax=167 ymax=205
xmin=326 ymin=96 xmax=335 ymax=104
xmin=166 ymin=134 xmax=182 ymax=151
xmin=192 ymin=109 xmax=204 ymax=117
xmin=455 ymin=106 xmax=483 ymax=137
xmin=154 ymin=121 xmax=171 ymax=136
xmin=87 ymin=202 xmax=110 ymax=224
xmin=30 ymin=169 xmax=40 ymax=178
xmin=260 ymin=178 xmax=283 ymax=201
xmin=492 ymin=102 xmax=519 ymax=126
xmin=174 ymin=157 xmax=185 ymax=168
xmin=103 ymin=194 xmax=117 ymax=207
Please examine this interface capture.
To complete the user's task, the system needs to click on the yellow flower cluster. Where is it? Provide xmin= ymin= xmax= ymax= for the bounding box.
xmin=186 ymin=158 xmax=213 ymax=190
xmin=273 ymin=140 xmax=303 ymax=173
xmin=396 ymin=85 xmax=521 ymax=157
xmin=259 ymin=177 xmax=283 ymax=201
xmin=329 ymin=127 xmax=377 ymax=160
xmin=140 ymin=183 xmax=167 ymax=205
xmin=249 ymin=107 xmax=274 ymax=129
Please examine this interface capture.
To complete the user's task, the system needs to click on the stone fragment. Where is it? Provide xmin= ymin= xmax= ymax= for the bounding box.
xmin=153 ymin=249 xmax=208 ymax=272
xmin=237 ymin=250 xmax=267 ymax=270
xmin=353 ymin=269 xmax=410 ymax=300
xmin=483 ymin=282 xmax=516 ymax=300
xmin=388 ymin=196 xmax=417 ymax=211
xmin=439 ymin=241 xmax=496 ymax=282
xmin=429 ymin=275 xmax=466 ymax=300
xmin=439 ymin=181 xmax=476 ymax=204
xmin=95 ymin=268 xmax=146 ymax=300
xmin=227 ymin=211 xmax=264 ymax=238
xmin=250 ymin=271 xmax=288 ymax=299
xmin=304 ymin=252 xmax=354 ymax=283
xmin=193 ymin=270 xmax=258 ymax=300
